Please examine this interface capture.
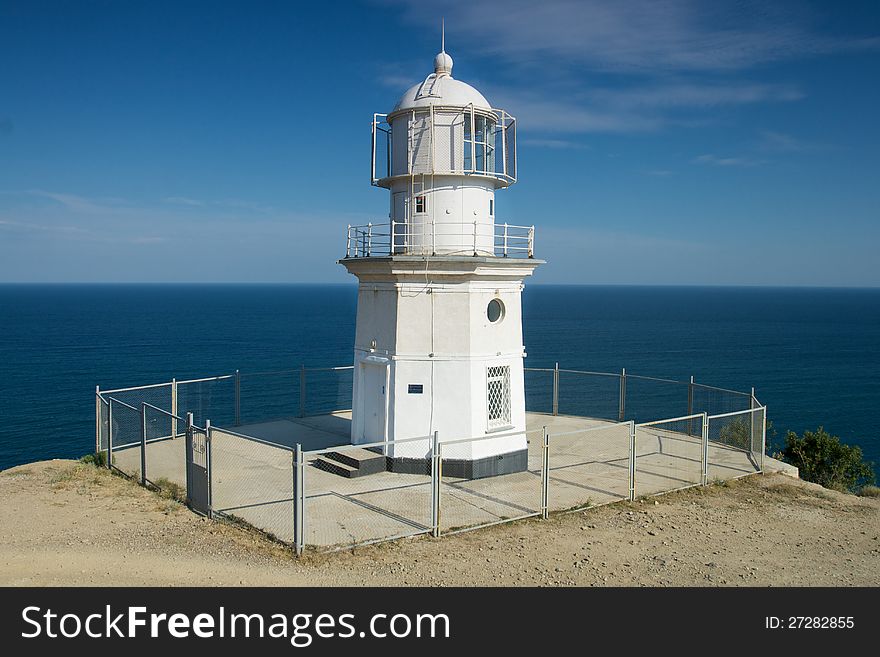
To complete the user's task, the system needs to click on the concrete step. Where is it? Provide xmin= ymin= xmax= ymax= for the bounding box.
xmin=327 ymin=448 xmax=386 ymax=475
xmin=314 ymin=457 xmax=359 ymax=478
xmin=314 ymin=448 xmax=387 ymax=478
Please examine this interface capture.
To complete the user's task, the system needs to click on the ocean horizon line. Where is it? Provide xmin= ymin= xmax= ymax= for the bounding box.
xmin=1 ymin=281 xmax=879 ymax=291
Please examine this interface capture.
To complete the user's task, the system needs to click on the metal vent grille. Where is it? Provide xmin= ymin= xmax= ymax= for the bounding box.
xmin=487 ymin=365 xmax=511 ymax=430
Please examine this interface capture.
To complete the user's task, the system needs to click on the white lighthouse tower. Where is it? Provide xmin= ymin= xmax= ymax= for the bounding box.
xmin=340 ymin=42 xmax=541 ymax=478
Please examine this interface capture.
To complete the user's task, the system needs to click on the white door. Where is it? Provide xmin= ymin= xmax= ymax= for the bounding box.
xmin=361 ymin=363 xmax=386 ymax=442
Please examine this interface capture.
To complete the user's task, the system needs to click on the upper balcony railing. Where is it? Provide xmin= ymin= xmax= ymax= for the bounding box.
xmin=344 ymin=221 xmax=535 ymax=259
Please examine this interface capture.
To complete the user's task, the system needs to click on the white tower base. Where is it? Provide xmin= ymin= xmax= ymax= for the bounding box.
xmin=341 ymin=255 xmax=542 ymax=478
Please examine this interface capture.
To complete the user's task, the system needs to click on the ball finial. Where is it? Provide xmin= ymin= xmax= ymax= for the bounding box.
xmin=434 ymin=51 xmax=453 ymax=76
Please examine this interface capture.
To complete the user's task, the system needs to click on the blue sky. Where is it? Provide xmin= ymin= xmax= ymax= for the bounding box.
xmin=1 ymin=0 xmax=878 ymax=285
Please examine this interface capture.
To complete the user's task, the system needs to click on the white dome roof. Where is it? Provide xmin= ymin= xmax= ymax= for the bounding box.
xmin=391 ymin=51 xmax=492 ymax=113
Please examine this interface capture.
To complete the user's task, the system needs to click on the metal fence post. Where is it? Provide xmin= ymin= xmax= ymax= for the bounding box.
xmin=140 ymin=403 xmax=147 ymax=486
xmin=95 ymin=386 xmax=101 ymax=455
xmin=541 ymin=427 xmax=550 ymax=519
xmin=552 ymin=362 xmax=559 ymax=416
xmin=687 ymin=375 xmax=695 ymax=435
xmin=618 ymin=368 xmax=627 ymax=422
xmin=234 ymin=369 xmax=241 ymax=426
xmin=294 ymin=443 xmax=304 ymax=555
xmin=761 ymin=406 xmax=767 ymax=473
xmin=701 ymin=412 xmax=709 ymax=486
xmin=106 ymin=400 xmax=113 ymax=469
xmin=205 ymin=420 xmax=213 ymax=520
xmin=171 ymin=378 xmax=178 ymax=439
xmin=431 ymin=431 xmax=440 ymax=537
xmin=299 ymin=365 xmax=306 ymax=418
xmin=628 ymin=420 xmax=636 ymax=501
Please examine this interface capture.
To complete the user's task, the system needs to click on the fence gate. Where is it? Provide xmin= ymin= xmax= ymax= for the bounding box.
xmin=185 ymin=415 xmax=211 ymax=516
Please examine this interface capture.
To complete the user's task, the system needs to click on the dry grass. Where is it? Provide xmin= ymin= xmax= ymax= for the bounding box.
xmin=859 ymin=485 xmax=880 ymax=498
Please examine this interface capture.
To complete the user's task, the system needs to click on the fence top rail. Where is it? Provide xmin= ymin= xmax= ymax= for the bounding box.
xmin=550 ymin=421 xmax=633 ymax=439
xmin=626 ymin=373 xmax=689 ymax=385
xmin=141 ymin=402 xmax=185 ymax=422
xmin=239 ymin=368 xmax=300 ymax=378
xmin=210 ymin=425 xmax=295 ymax=452
xmin=526 ymin=366 xmax=754 ymax=395
xmin=439 ymin=427 xmax=544 ymax=449
xmin=557 ymin=368 xmax=622 ymax=378
xmin=691 ymin=381 xmax=752 ymax=397
xmin=708 ymin=406 xmax=765 ymax=421
xmin=302 ymin=365 xmax=355 ymax=372
xmin=101 ymin=381 xmax=172 ymax=395
xmin=106 ymin=396 xmax=139 ymax=412
xmin=636 ymin=412 xmax=705 ymax=428
xmin=303 ymin=432 xmax=436 ymax=457
xmin=177 ymin=374 xmax=235 ymax=385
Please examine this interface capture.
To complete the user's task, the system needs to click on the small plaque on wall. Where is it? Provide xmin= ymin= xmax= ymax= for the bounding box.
xmin=408 ymin=384 xmax=424 ymax=394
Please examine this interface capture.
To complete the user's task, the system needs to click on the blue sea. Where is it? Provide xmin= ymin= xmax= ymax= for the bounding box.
xmin=0 ymin=284 xmax=878 ymax=471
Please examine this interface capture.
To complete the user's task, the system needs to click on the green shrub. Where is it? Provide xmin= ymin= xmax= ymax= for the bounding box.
xmin=718 ymin=418 xmax=752 ymax=450
xmin=79 ymin=451 xmax=107 ymax=467
xmin=779 ymin=427 xmax=875 ymax=492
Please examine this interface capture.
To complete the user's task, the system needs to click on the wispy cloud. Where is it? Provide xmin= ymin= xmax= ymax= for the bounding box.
xmin=520 ymin=138 xmax=589 ymax=149
xmin=488 ymin=80 xmax=802 ymax=134
xmin=377 ymin=0 xmax=875 ymax=136
xmin=163 ymin=195 xmax=274 ymax=213
xmin=164 ymin=196 xmax=206 ymax=207
xmin=489 ymin=92 xmax=661 ymax=133
xmin=0 ymin=217 xmax=165 ymax=245
xmin=591 ymin=82 xmax=804 ymax=110
xmin=693 ymin=154 xmax=762 ymax=167
xmin=756 ymin=130 xmax=821 ymax=153
xmin=16 ymin=189 xmax=129 ymax=214
xmin=0 ymin=189 xmax=376 ymax=282
xmin=386 ymin=0 xmax=879 ymax=74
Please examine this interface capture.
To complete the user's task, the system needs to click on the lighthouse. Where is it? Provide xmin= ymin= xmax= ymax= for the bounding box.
xmin=340 ymin=43 xmax=542 ymax=478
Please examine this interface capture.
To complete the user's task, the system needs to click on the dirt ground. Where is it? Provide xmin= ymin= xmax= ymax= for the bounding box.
xmin=1 ymin=459 xmax=877 ymax=587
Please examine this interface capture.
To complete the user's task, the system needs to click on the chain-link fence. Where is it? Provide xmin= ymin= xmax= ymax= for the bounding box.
xmin=176 ymin=375 xmax=236 ymax=428
xmin=301 ymin=366 xmax=353 ymax=417
xmin=547 ymin=422 xmax=633 ymax=511
xmin=625 ymin=375 xmax=691 ymax=425
xmin=302 ymin=437 xmax=434 ymax=550
xmin=108 ymin=398 xmax=142 ymax=481
xmin=634 ymin=414 xmax=706 ymax=497
xmin=439 ymin=430 xmax=543 ymax=534
xmin=95 ymin=363 xmax=769 ymax=555
xmin=524 ymin=367 xmax=554 ymax=414
xmin=706 ymin=407 xmax=765 ymax=481
xmin=238 ymin=369 xmax=300 ymax=424
xmin=692 ymin=383 xmax=753 ymax=418
xmin=97 ymin=393 xmax=109 ymax=453
xmin=143 ymin=404 xmax=187 ymax=492
xmin=556 ymin=370 xmax=621 ymax=421
xmin=211 ymin=427 xmax=295 ymax=543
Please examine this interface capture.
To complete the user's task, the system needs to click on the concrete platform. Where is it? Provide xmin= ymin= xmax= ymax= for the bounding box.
xmin=113 ymin=411 xmax=765 ymax=550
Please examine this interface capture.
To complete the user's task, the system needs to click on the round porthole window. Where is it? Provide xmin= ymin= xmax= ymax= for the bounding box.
xmin=487 ymin=298 xmax=505 ymax=323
